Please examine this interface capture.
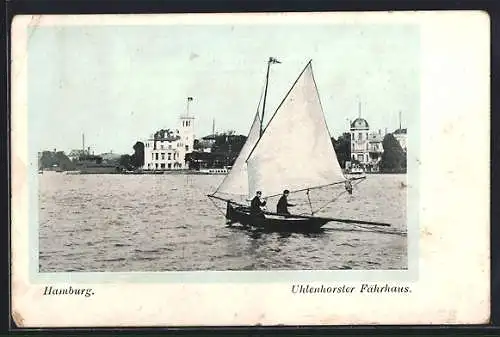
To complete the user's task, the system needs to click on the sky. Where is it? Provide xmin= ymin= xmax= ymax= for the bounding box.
xmin=28 ymin=23 xmax=419 ymax=154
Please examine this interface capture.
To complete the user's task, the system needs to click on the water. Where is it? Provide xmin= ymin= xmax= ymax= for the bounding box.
xmin=39 ymin=173 xmax=407 ymax=272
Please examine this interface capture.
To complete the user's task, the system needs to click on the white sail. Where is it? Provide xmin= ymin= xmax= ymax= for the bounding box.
xmin=214 ymin=111 xmax=261 ymax=196
xmin=246 ymin=62 xmax=346 ymax=199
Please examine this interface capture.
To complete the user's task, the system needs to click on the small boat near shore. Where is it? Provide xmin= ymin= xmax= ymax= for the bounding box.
xmin=198 ymin=167 xmax=229 ymax=175
xmin=347 ymin=166 xmax=365 ymax=175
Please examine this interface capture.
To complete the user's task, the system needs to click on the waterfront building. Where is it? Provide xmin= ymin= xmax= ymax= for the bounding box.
xmin=368 ymin=130 xmax=385 ymax=172
xmin=142 ymin=114 xmax=195 ymax=170
xmin=68 ymin=149 xmax=85 ymax=162
xmin=393 ymin=128 xmax=407 ymax=152
xmin=100 ymin=152 xmax=122 ymax=164
xmin=350 ymin=117 xmax=370 ymax=165
xmin=393 ymin=111 xmax=407 ymax=152
xmin=195 ymin=135 xmax=217 ymax=153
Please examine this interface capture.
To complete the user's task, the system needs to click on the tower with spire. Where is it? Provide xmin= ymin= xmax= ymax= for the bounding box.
xmin=180 ymin=96 xmax=195 ymax=154
xmin=142 ymin=96 xmax=196 ymax=171
xmin=349 ymin=100 xmax=370 ymax=165
xmin=393 ymin=110 xmax=407 ymax=152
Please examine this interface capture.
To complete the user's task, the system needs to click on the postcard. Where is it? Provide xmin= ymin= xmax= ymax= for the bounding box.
xmin=11 ymin=11 xmax=490 ymax=327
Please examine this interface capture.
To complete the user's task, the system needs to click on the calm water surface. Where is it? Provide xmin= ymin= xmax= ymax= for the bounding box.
xmin=39 ymin=173 xmax=407 ymax=272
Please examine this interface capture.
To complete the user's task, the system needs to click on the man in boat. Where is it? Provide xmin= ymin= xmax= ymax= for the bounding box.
xmin=277 ymin=189 xmax=295 ymax=216
xmin=250 ymin=191 xmax=267 ymax=219
xmin=345 ymin=179 xmax=353 ymax=195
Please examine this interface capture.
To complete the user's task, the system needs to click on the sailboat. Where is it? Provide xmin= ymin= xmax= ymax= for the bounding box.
xmin=208 ymin=58 xmax=390 ymax=233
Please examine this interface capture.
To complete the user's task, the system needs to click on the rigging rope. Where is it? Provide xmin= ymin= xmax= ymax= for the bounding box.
xmin=306 ymin=189 xmax=314 ymax=215
xmin=298 ymin=177 xmax=365 ymax=216
xmin=207 ymin=194 xmax=228 ymax=217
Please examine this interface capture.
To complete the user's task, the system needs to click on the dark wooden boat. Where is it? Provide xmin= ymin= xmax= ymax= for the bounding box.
xmin=225 ymin=202 xmax=329 ymax=233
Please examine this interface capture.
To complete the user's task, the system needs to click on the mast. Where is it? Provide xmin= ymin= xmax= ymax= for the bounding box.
xmin=399 ymin=110 xmax=402 ymax=130
xmin=246 ymin=60 xmax=346 ymax=199
xmin=260 ymin=57 xmax=281 ymax=136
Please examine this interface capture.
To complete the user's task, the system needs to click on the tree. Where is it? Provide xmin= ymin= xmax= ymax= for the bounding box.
xmin=380 ymin=133 xmax=407 ymax=173
xmin=131 ymin=141 xmax=145 ymax=168
xmin=39 ymin=150 xmax=75 ymax=171
xmin=332 ymin=132 xmax=351 ymax=168
xmin=119 ymin=154 xmax=134 ymax=171
xmin=211 ymin=134 xmax=247 ymax=166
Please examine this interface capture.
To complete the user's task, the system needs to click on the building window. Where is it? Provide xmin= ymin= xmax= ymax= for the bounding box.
xmin=155 ymin=153 xmax=159 ymax=160
xmin=168 ymin=163 xmax=172 ymax=169
xmin=155 ymin=163 xmax=158 ymax=169
xmin=160 ymin=163 xmax=165 ymax=169
xmin=151 ymin=153 xmax=154 ymax=160
xmin=168 ymin=153 xmax=171 ymax=160
xmin=161 ymin=153 xmax=165 ymax=160
xmin=358 ymin=133 xmax=362 ymax=140
xmin=357 ymin=154 xmax=363 ymax=162
xmin=185 ymin=145 xmax=189 ymax=151
xmin=160 ymin=144 xmax=164 ymax=149
xmin=168 ymin=144 xmax=172 ymax=150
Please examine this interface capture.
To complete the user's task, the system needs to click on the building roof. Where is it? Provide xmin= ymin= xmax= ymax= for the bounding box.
xmin=68 ymin=149 xmax=85 ymax=156
xmin=202 ymin=135 xmax=217 ymax=141
xmin=100 ymin=153 xmax=122 ymax=160
xmin=350 ymin=118 xmax=369 ymax=129
xmin=368 ymin=133 xmax=384 ymax=143
xmin=393 ymin=128 xmax=407 ymax=135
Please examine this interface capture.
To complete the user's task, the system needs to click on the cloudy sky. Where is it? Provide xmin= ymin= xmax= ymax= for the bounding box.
xmin=28 ymin=22 xmax=419 ymax=154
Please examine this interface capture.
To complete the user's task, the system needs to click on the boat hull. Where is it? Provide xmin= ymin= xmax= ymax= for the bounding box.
xmin=225 ymin=203 xmax=329 ymax=233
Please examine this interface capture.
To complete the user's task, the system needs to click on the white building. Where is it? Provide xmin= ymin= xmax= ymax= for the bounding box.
xmin=393 ymin=128 xmax=407 ymax=152
xmin=195 ymin=135 xmax=216 ymax=153
xmin=143 ymin=115 xmax=195 ymax=170
xmin=350 ymin=117 xmax=370 ymax=164
xmin=368 ymin=131 xmax=384 ymax=154
xmin=368 ymin=131 xmax=384 ymax=171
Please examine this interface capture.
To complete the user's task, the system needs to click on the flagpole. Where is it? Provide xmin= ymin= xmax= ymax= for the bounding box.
xmin=260 ymin=57 xmax=281 ymax=136
xmin=187 ymin=96 xmax=193 ymax=116
xmin=260 ymin=58 xmax=271 ymax=136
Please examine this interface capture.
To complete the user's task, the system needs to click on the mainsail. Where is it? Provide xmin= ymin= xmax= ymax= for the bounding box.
xmin=214 ymin=111 xmax=261 ymax=196
xmin=246 ymin=61 xmax=346 ymax=199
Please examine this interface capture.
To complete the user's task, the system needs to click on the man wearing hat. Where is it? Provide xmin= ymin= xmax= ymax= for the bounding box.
xmin=250 ymin=190 xmax=267 ymax=219
xmin=277 ymin=189 xmax=295 ymax=215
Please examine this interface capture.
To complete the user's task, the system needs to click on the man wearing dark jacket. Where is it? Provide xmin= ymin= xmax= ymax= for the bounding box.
xmin=250 ymin=191 xmax=267 ymax=218
xmin=277 ymin=189 xmax=294 ymax=215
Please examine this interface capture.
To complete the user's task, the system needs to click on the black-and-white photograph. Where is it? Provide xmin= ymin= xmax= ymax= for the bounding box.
xmin=11 ymin=11 xmax=491 ymax=328
xmin=34 ymin=20 xmax=415 ymax=273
